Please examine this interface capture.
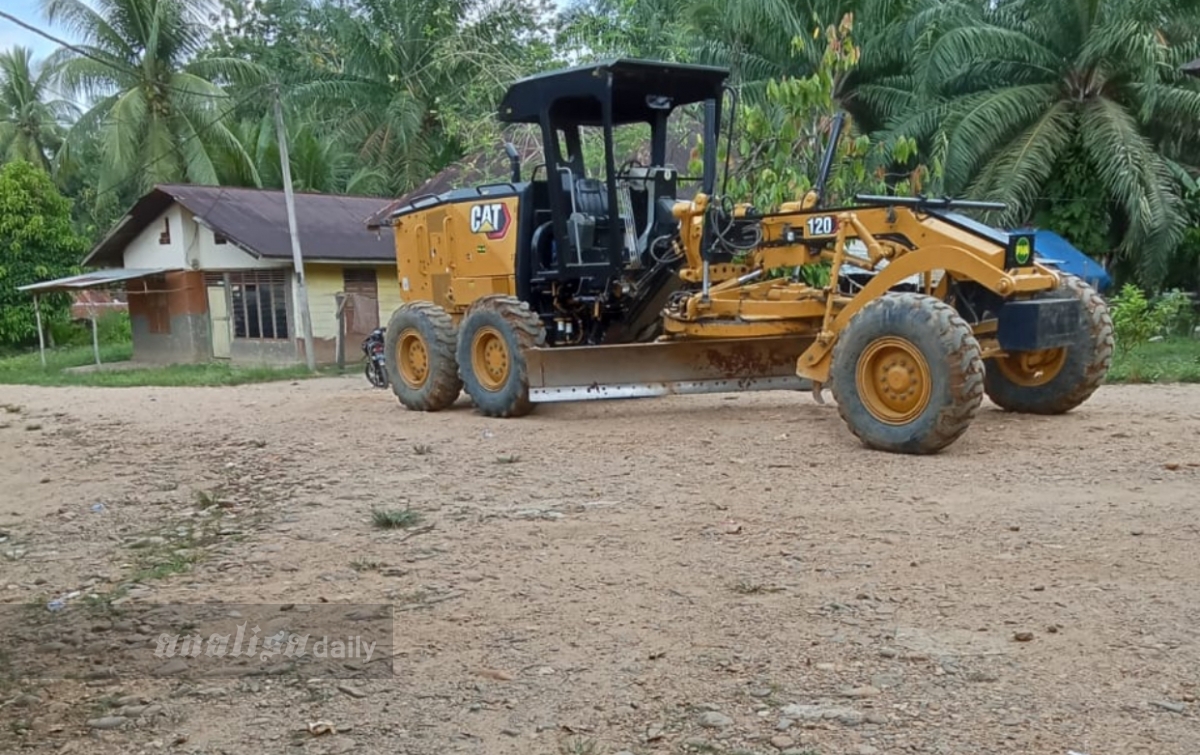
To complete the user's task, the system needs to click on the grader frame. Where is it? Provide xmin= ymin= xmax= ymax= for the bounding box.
xmin=382 ymin=58 xmax=1113 ymax=454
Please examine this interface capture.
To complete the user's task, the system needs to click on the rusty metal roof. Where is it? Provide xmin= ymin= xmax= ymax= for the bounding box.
xmin=18 ymin=267 xmax=179 ymax=293
xmin=83 ymin=185 xmax=394 ymax=267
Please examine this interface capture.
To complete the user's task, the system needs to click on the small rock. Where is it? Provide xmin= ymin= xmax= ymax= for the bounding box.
xmin=327 ymin=735 xmax=357 ymax=753
xmin=1131 ymin=529 xmax=1144 ymax=536
xmin=87 ymin=716 xmax=128 ymax=730
xmin=153 ymin=657 xmax=188 ymax=672
xmin=871 ymin=672 xmax=903 ymax=689
xmin=646 ymin=724 xmax=664 ymax=741
xmin=749 ymin=686 xmax=773 ymax=698
xmin=1013 ymin=631 xmax=1034 ymax=642
xmin=129 ymin=536 xmax=167 ymax=549
xmin=1151 ymin=700 xmax=1186 ymax=714
xmin=854 ymin=746 xmax=880 ymax=755
xmin=336 ymin=684 xmax=367 ymax=699
xmin=1183 ymin=694 xmax=1196 ymax=703
xmin=837 ymin=711 xmax=865 ymax=727
xmin=501 ymin=728 xmax=520 ymax=737
xmin=840 ymin=685 xmax=881 ymax=698
xmin=878 ymin=647 xmax=897 ymax=658
xmin=683 ymin=738 xmax=711 ymax=750
xmin=1165 ymin=462 xmax=1180 ymax=471
xmin=776 ymin=718 xmax=794 ymax=731
xmin=865 ymin=712 xmax=888 ymax=725
xmin=699 ymin=711 xmax=734 ymax=728
xmin=770 ymin=735 xmax=795 ymax=750
xmin=966 ymin=670 xmax=999 ymax=683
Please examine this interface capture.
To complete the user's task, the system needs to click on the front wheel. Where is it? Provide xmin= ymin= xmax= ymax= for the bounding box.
xmin=984 ymin=274 xmax=1113 ymax=414
xmin=830 ymin=293 xmax=985 ymax=454
xmin=455 ymin=296 xmax=545 ymax=417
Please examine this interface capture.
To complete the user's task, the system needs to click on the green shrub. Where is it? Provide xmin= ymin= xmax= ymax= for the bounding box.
xmin=1110 ymin=285 xmax=1196 ymax=354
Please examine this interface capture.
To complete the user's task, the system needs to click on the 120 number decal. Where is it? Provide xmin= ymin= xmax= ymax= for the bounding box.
xmin=806 ymin=215 xmax=837 ymax=236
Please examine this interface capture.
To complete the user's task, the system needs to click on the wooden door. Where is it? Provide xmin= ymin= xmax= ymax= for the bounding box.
xmin=342 ymin=268 xmax=380 ymax=342
xmin=207 ymin=285 xmax=232 ymax=359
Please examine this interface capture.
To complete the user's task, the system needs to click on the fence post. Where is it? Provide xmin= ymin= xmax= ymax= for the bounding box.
xmin=335 ymin=293 xmax=346 ymax=370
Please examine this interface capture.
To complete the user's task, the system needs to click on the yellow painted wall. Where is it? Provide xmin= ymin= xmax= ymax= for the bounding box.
xmin=304 ymin=264 xmax=344 ymax=340
xmin=375 ymin=264 xmax=404 ymax=324
xmin=301 ymin=263 xmax=402 ymax=340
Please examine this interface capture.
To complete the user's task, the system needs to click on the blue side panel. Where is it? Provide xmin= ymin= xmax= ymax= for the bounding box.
xmin=1022 ymin=229 xmax=1112 ymax=293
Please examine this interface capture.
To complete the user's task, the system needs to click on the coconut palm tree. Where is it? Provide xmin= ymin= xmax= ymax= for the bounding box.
xmin=41 ymin=0 xmax=265 ymax=204
xmin=878 ymin=0 xmax=1200 ymax=285
xmin=214 ymin=108 xmax=387 ymax=196
xmin=298 ymin=0 xmax=544 ymax=195
xmin=0 ymin=46 xmax=78 ymax=171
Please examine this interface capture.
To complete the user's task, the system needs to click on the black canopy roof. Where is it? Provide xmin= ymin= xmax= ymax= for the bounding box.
xmin=497 ymin=58 xmax=731 ymax=126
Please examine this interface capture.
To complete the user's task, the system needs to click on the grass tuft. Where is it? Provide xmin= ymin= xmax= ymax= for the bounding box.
xmin=0 ymin=345 xmax=331 ymax=387
xmin=371 ymin=508 xmax=422 ymax=530
xmin=1107 ymin=338 xmax=1200 ymax=384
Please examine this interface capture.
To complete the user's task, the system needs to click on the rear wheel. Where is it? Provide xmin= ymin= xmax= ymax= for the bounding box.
xmin=456 ymin=296 xmax=546 ymax=417
xmin=831 ymin=293 xmax=985 ymax=454
xmin=984 ymin=274 xmax=1113 ymax=414
xmin=384 ymin=302 xmax=462 ymax=411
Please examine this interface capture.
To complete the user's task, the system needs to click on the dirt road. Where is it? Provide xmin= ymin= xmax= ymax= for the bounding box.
xmin=1 ymin=377 xmax=1198 ymax=755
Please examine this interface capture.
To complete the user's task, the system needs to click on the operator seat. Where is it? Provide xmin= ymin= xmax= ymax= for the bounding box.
xmin=574 ymin=177 xmax=609 ymax=216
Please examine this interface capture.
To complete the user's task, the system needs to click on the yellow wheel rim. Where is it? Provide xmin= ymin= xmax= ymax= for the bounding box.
xmin=857 ymin=337 xmax=933 ymax=425
xmin=994 ymin=348 xmax=1066 ymax=387
xmin=471 ymin=326 xmax=511 ymax=391
xmin=397 ymin=328 xmax=429 ymax=389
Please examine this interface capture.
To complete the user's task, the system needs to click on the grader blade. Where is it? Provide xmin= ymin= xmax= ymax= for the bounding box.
xmin=524 ymin=336 xmax=814 ymax=403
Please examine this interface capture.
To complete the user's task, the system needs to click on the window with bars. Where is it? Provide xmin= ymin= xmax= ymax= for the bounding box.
xmin=226 ymin=271 xmax=290 ymax=340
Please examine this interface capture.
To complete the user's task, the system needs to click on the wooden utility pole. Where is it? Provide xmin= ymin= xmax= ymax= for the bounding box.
xmin=273 ymin=85 xmax=317 ymax=371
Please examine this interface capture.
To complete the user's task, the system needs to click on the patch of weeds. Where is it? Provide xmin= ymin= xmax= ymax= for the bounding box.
xmin=732 ymin=578 xmax=765 ymax=595
xmin=303 ymin=685 xmax=332 ymax=703
xmin=371 ymin=508 xmax=422 ymax=530
xmin=397 ymin=588 xmax=433 ymax=606
xmin=559 ymin=737 xmax=599 ymax=755
xmin=131 ymin=551 xmax=197 ymax=582
xmin=350 ymin=558 xmax=382 ymax=573
xmin=91 ymin=694 xmax=123 ymax=714
xmin=412 ymin=443 xmax=433 ymax=456
xmin=195 ymin=489 xmax=231 ymax=510
xmin=495 ymin=453 xmax=521 ymax=464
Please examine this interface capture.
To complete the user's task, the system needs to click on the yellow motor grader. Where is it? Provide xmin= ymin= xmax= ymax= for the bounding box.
xmin=380 ymin=59 xmax=1113 ymax=454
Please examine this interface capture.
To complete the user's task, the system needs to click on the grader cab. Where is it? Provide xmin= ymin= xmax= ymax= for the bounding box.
xmin=381 ymin=58 xmax=1113 ymax=454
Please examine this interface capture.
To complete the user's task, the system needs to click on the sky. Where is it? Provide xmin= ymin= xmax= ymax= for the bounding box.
xmin=1 ymin=0 xmax=68 ymax=62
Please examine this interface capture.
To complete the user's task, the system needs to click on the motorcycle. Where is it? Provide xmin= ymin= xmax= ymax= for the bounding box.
xmin=362 ymin=327 xmax=388 ymax=389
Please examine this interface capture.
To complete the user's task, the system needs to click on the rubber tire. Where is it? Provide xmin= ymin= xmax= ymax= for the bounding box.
xmin=384 ymin=302 xmax=462 ymax=411
xmin=831 ymin=293 xmax=985 ymax=454
xmin=984 ymin=274 xmax=1114 ymax=415
xmin=365 ymin=359 xmax=388 ymax=389
xmin=456 ymin=295 xmax=546 ymax=418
